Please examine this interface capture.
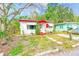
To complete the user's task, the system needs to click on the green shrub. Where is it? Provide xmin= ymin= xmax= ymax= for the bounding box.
xmin=0 ymin=31 xmax=5 ymax=38
xmin=36 ymin=24 xmax=40 ymax=35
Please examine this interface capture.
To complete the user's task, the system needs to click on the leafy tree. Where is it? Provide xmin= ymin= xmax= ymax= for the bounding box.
xmin=45 ymin=4 xmax=74 ymax=31
xmin=76 ymin=16 xmax=79 ymax=22
xmin=9 ymin=20 xmax=20 ymax=35
xmin=36 ymin=16 xmax=42 ymax=20
xmin=0 ymin=3 xmax=39 ymax=42
xmin=36 ymin=23 xmax=40 ymax=35
xmin=15 ymin=16 xmax=28 ymax=20
xmin=0 ymin=3 xmax=46 ymax=42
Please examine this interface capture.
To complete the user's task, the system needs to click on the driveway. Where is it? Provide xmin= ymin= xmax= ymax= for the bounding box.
xmin=57 ymin=34 xmax=79 ymax=41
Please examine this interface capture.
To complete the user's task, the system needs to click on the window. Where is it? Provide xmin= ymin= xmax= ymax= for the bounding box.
xmin=27 ymin=25 xmax=36 ymax=30
xmin=40 ymin=24 xmax=42 ymax=28
xmin=48 ymin=26 xmax=52 ymax=28
xmin=60 ymin=25 xmax=63 ymax=29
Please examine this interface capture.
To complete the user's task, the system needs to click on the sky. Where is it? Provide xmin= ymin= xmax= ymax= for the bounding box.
xmin=20 ymin=3 xmax=48 ymax=16
xmin=61 ymin=3 xmax=79 ymax=16
xmin=16 ymin=3 xmax=79 ymax=16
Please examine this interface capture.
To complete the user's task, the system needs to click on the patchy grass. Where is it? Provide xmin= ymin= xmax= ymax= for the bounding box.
xmin=73 ymin=34 xmax=79 ymax=37
xmin=47 ymin=33 xmax=78 ymax=49
xmin=53 ymin=31 xmax=68 ymax=34
xmin=16 ymin=35 xmax=59 ymax=56
xmin=48 ymin=33 xmax=77 ymax=43
xmin=8 ymin=42 xmax=24 ymax=56
xmin=7 ymin=32 xmax=79 ymax=56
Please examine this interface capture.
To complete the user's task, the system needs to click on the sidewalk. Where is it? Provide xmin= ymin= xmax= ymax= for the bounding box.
xmin=57 ymin=34 xmax=79 ymax=41
xmin=46 ymin=36 xmax=63 ymax=45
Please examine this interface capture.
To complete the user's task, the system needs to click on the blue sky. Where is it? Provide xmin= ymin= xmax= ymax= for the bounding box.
xmin=61 ymin=3 xmax=79 ymax=16
xmin=16 ymin=3 xmax=79 ymax=16
xmin=20 ymin=4 xmax=47 ymax=16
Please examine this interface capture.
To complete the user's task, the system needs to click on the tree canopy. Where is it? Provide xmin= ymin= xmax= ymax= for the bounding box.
xmin=45 ymin=4 xmax=74 ymax=23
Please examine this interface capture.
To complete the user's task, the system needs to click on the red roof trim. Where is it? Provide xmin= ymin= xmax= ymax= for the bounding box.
xmin=19 ymin=20 xmax=37 ymax=22
xmin=18 ymin=20 xmax=48 ymax=23
xmin=38 ymin=20 xmax=47 ymax=23
xmin=37 ymin=20 xmax=48 ymax=24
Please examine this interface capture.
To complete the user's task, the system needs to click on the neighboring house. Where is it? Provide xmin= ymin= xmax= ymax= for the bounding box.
xmin=19 ymin=20 xmax=54 ymax=35
xmin=55 ymin=22 xmax=79 ymax=31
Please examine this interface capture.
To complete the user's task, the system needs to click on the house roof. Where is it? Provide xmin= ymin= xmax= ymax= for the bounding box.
xmin=37 ymin=20 xmax=48 ymax=25
xmin=38 ymin=20 xmax=47 ymax=23
xmin=18 ymin=19 xmax=37 ymax=22
xmin=19 ymin=19 xmax=48 ymax=23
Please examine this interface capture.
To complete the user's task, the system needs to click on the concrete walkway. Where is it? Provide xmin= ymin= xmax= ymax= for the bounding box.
xmin=57 ymin=34 xmax=79 ymax=41
xmin=46 ymin=36 xmax=63 ymax=45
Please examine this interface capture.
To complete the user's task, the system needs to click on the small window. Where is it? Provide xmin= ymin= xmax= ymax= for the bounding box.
xmin=27 ymin=25 xmax=36 ymax=30
xmin=48 ymin=26 xmax=52 ymax=28
xmin=40 ymin=25 xmax=43 ymax=28
xmin=60 ymin=25 xmax=63 ymax=29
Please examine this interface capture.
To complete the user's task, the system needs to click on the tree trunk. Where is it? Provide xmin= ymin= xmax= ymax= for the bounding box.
xmin=69 ymin=32 xmax=72 ymax=40
xmin=53 ymin=24 xmax=56 ymax=33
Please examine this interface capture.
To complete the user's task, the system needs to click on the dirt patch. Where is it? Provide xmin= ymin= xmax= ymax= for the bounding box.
xmin=0 ymin=36 xmax=22 ymax=55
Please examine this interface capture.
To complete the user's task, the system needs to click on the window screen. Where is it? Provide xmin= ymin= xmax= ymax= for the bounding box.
xmin=27 ymin=25 xmax=36 ymax=30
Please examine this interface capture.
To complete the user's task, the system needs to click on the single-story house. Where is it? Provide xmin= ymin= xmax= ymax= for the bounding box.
xmin=19 ymin=20 xmax=54 ymax=35
xmin=55 ymin=22 xmax=79 ymax=31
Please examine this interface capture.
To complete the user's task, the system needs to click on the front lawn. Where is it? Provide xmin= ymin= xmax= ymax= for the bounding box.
xmin=6 ymin=32 xmax=79 ymax=56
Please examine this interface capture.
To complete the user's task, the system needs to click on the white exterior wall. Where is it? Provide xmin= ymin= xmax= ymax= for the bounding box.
xmin=40 ymin=23 xmax=54 ymax=33
xmin=40 ymin=24 xmax=46 ymax=33
xmin=46 ymin=23 xmax=54 ymax=32
xmin=20 ymin=22 xmax=27 ymax=35
xmin=19 ymin=22 xmax=54 ymax=35
xmin=20 ymin=22 xmax=37 ymax=35
xmin=72 ymin=24 xmax=78 ymax=29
